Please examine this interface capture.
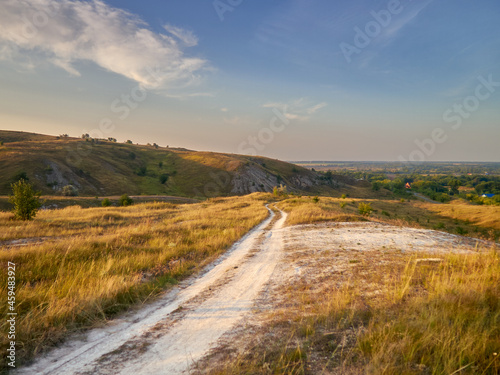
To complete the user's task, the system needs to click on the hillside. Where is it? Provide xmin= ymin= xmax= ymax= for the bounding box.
xmin=0 ymin=130 xmax=331 ymax=198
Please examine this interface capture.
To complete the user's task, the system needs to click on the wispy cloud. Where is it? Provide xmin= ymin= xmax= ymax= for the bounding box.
xmin=0 ymin=0 xmax=208 ymax=93
xmin=263 ymin=98 xmax=327 ymax=121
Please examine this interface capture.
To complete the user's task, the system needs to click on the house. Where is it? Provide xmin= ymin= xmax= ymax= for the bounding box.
xmin=481 ymin=194 xmax=495 ymax=198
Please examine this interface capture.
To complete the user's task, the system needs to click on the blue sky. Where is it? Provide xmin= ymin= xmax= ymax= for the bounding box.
xmin=0 ymin=0 xmax=499 ymax=161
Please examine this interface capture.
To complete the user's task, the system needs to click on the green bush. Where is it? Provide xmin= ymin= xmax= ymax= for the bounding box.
xmin=358 ymin=202 xmax=373 ymax=216
xmin=159 ymin=174 xmax=169 ymax=184
xmin=101 ymin=198 xmax=111 ymax=207
xmin=119 ymin=194 xmax=133 ymax=206
xmin=9 ymin=180 xmax=42 ymax=220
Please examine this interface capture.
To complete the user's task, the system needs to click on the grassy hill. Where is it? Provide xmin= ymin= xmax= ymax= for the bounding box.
xmin=0 ymin=130 xmax=328 ymax=198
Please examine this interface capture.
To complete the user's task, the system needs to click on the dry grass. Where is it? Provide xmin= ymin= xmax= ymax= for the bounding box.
xmin=197 ymin=198 xmax=500 ymax=375
xmin=201 ymin=248 xmax=499 ymax=375
xmin=277 ymin=196 xmax=500 ymax=241
xmin=424 ymin=201 xmax=500 ymax=230
xmin=0 ymin=193 xmax=271 ymax=372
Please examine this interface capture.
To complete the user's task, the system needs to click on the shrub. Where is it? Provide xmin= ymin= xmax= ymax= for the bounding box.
xmin=358 ymin=202 xmax=373 ymax=216
xmin=136 ymin=166 xmax=147 ymax=176
xmin=101 ymin=198 xmax=111 ymax=207
xmin=340 ymin=201 xmax=347 ymax=209
xmin=273 ymin=184 xmax=288 ymax=198
xmin=341 ymin=194 xmax=347 ymax=199
xmin=119 ymin=194 xmax=133 ymax=206
xmin=62 ymin=185 xmax=78 ymax=196
xmin=312 ymin=196 xmax=320 ymax=203
xmin=159 ymin=174 xmax=169 ymax=184
xmin=9 ymin=180 xmax=42 ymax=220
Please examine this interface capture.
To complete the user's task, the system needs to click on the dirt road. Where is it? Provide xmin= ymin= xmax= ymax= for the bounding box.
xmin=15 ymin=207 xmax=287 ymax=375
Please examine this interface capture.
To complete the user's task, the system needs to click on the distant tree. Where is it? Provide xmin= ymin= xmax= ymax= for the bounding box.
xmin=158 ymin=161 xmax=163 ymax=168
xmin=60 ymin=134 xmax=69 ymax=138
xmin=9 ymin=180 xmax=42 ymax=220
xmin=14 ymin=171 xmax=29 ymax=182
xmin=136 ymin=166 xmax=147 ymax=176
xmin=119 ymin=194 xmax=133 ymax=206
xmin=159 ymin=174 xmax=169 ymax=184
xmin=107 ymin=137 xmax=117 ymax=142
xmin=81 ymin=133 xmax=90 ymax=139
xmin=153 ymin=143 xmax=159 ymax=149
xmin=126 ymin=140 xmax=133 ymax=144
xmin=128 ymin=152 xmax=136 ymax=160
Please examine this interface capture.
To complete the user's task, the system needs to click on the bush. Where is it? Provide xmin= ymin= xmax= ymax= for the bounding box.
xmin=159 ymin=174 xmax=169 ymax=184
xmin=119 ymin=194 xmax=133 ymax=206
xmin=9 ymin=180 xmax=42 ymax=220
xmin=341 ymin=194 xmax=347 ymax=199
xmin=340 ymin=201 xmax=347 ymax=209
xmin=312 ymin=196 xmax=319 ymax=203
xmin=101 ymin=198 xmax=111 ymax=207
xmin=358 ymin=202 xmax=373 ymax=216
xmin=62 ymin=185 xmax=78 ymax=196
xmin=136 ymin=166 xmax=147 ymax=176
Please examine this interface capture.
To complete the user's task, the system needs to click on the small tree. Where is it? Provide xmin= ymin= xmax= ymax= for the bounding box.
xmin=119 ymin=194 xmax=133 ymax=206
xmin=9 ymin=180 xmax=42 ymax=220
xmin=101 ymin=198 xmax=111 ymax=207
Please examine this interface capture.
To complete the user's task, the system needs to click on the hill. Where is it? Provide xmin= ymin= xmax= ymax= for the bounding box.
xmin=0 ymin=130 xmax=332 ymax=198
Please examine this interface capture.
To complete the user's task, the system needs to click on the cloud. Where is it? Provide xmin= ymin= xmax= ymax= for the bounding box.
xmin=0 ymin=0 xmax=208 ymax=92
xmin=221 ymin=107 xmax=229 ymax=112
xmin=163 ymin=24 xmax=198 ymax=47
xmin=263 ymin=98 xmax=327 ymax=121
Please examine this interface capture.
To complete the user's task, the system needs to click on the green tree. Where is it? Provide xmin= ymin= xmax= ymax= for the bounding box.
xmin=9 ymin=180 xmax=42 ymax=220
xmin=101 ymin=198 xmax=111 ymax=207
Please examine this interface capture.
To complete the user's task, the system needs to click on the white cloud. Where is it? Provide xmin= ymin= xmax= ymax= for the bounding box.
xmin=0 ymin=0 xmax=208 ymax=92
xmin=263 ymin=98 xmax=327 ymax=121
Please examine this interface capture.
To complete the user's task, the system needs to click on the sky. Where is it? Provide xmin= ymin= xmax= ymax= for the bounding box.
xmin=0 ymin=0 xmax=499 ymax=162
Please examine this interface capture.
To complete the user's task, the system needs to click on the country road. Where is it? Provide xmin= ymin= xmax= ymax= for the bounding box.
xmin=14 ymin=206 xmax=287 ymax=375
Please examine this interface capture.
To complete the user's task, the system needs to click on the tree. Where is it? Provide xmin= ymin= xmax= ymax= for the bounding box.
xmin=9 ymin=180 xmax=42 ymax=220
xmin=101 ymin=198 xmax=111 ymax=207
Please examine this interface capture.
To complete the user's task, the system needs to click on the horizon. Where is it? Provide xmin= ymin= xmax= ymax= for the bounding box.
xmin=1 ymin=0 xmax=499 ymax=162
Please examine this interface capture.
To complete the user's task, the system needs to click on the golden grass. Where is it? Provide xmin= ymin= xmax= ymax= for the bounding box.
xmin=424 ymin=200 xmax=500 ymax=230
xmin=0 ymin=193 xmax=271 ymax=371
xmin=276 ymin=196 xmax=500 ymax=241
xmin=198 ymin=197 xmax=500 ymax=375
xmin=203 ymin=249 xmax=499 ymax=375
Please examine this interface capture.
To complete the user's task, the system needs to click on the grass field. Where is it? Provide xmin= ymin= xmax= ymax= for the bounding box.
xmin=1 ymin=191 xmax=499 ymax=373
xmin=0 ymin=194 xmax=270 ymax=372
xmin=276 ymin=195 xmax=500 ymax=241
xmin=201 ymin=197 xmax=500 ymax=375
